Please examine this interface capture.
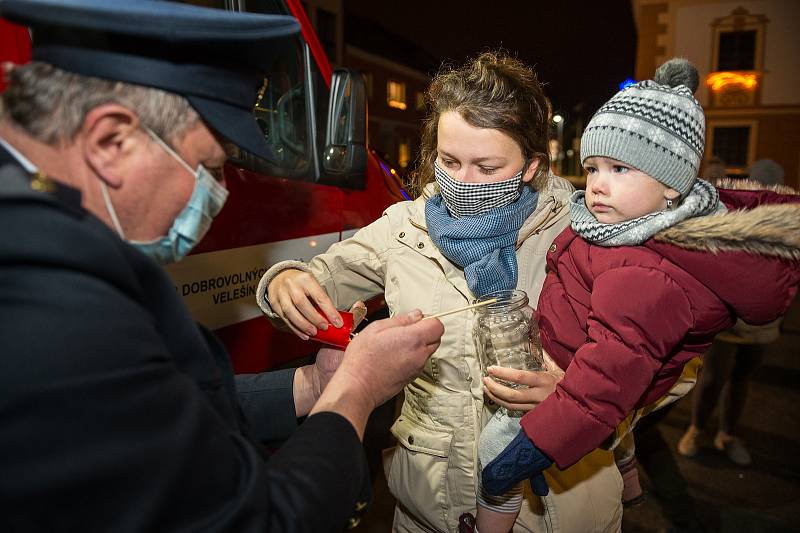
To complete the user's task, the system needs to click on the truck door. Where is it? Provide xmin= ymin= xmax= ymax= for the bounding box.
xmin=168 ymin=0 xmax=392 ymax=373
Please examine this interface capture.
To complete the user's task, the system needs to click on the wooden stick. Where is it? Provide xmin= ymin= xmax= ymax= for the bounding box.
xmin=423 ymin=298 xmax=498 ymax=320
xmin=348 ymin=298 xmax=499 ymax=339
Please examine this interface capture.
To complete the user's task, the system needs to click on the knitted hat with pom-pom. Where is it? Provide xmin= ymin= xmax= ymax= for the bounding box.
xmin=580 ymin=58 xmax=705 ymax=195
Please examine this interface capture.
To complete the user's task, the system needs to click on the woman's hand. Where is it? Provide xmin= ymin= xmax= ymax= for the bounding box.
xmin=268 ymin=269 xmax=341 ymax=339
xmin=483 ymin=366 xmax=562 ymax=412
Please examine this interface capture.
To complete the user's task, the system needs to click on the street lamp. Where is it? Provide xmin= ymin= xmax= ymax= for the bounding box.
xmin=552 ymin=114 xmax=564 ymax=174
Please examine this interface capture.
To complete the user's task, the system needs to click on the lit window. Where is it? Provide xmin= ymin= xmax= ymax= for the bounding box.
xmin=398 ymin=140 xmax=410 ymax=168
xmin=706 ymin=72 xmax=758 ymax=91
xmin=387 ymin=80 xmax=407 ymax=110
xmin=415 ymin=91 xmax=425 ymax=111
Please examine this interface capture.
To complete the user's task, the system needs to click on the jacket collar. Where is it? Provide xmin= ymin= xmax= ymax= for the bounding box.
xmin=396 ymin=186 xmax=473 ymax=301
xmin=653 ymin=183 xmax=800 ymax=261
xmin=0 ymin=140 xmax=24 ymax=169
xmin=0 ymin=138 xmax=37 ymax=172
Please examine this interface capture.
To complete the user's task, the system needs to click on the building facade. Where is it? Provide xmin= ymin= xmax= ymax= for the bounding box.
xmin=299 ymin=0 xmax=434 ymax=175
xmin=633 ymin=0 xmax=800 ymax=188
xmin=344 ymin=45 xmax=430 ymax=173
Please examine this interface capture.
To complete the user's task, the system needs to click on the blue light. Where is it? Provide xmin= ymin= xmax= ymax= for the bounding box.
xmin=379 ymin=161 xmax=411 ymax=200
xmin=619 ymin=78 xmax=636 ymax=90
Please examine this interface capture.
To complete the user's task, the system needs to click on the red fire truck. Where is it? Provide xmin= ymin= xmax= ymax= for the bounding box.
xmin=1 ymin=0 xmax=408 ymax=374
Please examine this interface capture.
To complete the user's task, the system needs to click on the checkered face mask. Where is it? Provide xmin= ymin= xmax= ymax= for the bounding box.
xmin=433 ymin=160 xmax=525 ymax=218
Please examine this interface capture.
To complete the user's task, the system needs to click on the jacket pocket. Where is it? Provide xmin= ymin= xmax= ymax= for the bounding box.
xmin=391 ymin=414 xmax=452 ymax=456
xmin=387 ymin=416 xmax=454 ymax=530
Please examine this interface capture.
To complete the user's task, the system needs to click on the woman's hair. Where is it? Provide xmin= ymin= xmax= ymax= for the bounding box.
xmin=1 ymin=61 xmax=198 ymax=146
xmin=409 ymin=51 xmax=551 ymax=197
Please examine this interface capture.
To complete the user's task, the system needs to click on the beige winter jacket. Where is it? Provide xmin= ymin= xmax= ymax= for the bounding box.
xmin=257 ymin=177 xmax=623 ymax=533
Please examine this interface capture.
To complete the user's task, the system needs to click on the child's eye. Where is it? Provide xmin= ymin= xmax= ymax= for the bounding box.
xmin=613 ymin=165 xmax=629 ymax=173
xmin=584 ymin=166 xmax=597 ymax=174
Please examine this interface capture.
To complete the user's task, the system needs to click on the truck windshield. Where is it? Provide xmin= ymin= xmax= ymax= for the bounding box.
xmin=178 ymin=0 xmax=311 ymax=180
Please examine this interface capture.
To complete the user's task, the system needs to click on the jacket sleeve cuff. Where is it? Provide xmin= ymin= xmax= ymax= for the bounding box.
xmin=256 ymin=260 xmax=313 ymax=318
xmin=520 ymin=391 xmax=615 ymax=469
xmin=235 ymin=368 xmax=298 ymax=443
xmin=269 ymin=411 xmax=372 ymax=528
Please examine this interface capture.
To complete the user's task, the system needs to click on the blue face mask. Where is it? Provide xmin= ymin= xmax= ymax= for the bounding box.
xmin=101 ymin=127 xmax=229 ymax=265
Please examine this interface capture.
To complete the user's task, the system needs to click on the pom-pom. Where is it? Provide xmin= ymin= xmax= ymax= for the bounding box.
xmin=654 ymin=58 xmax=699 ymax=94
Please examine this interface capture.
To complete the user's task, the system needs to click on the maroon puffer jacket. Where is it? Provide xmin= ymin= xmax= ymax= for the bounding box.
xmin=521 ymin=185 xmax=800 ymax=469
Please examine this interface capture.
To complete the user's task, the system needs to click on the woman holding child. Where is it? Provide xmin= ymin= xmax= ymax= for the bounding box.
xmin=257 ymin=51 xmax=624 ymax=532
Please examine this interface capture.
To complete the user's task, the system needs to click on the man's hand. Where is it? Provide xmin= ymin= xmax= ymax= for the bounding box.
xmin=482 ymin=430 xmax=552 ymax=497
xmin=337 ymin=310 xmax=444 ymax=409
xmin=483 ymin=367 xmax=562 ymax=412
xmin=310 ymin=310 xmax=444 ymax=439
xmin=268 ymin=269 xmax=341 ymax=340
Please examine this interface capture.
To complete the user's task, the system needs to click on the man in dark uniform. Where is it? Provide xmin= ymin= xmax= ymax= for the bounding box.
xmin=0 ymin=1 xmax=444 ymax=531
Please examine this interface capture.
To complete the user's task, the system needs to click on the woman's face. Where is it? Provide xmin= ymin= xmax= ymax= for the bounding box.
xmin=436 ymin=111 xmax=538 ymax=184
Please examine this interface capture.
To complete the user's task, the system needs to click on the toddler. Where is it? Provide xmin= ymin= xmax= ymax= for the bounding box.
xmin=475 ymin=58 xmax=800 ymax=533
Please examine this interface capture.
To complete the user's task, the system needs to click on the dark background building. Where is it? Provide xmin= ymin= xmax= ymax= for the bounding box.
xmin=300 ymin=0 xmax=436 ymax=175
xmin=302 ymin=0 xmax=639 ymax=180
xmin=344 ymin=12 xmax=438 ymax=174
xmin=634 ymin=0 xmax=800 ymax=189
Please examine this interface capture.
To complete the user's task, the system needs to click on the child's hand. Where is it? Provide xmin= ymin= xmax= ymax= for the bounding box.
xmin=483 ymin=367 xmax=561 ymax=411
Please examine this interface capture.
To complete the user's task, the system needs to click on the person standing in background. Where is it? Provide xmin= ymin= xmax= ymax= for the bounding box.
xmin=678 ymin=159 xmax=792 ymax=466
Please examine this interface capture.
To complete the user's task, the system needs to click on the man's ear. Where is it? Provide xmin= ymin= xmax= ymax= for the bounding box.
xmin=521 ymin=158 xmax=540 ymax=184
xmin=81 ymin=104 xmax=141 ymax=188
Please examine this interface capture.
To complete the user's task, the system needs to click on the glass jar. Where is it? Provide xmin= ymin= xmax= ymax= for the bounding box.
xmin=473 ymin=289 xmax=543 ymax=389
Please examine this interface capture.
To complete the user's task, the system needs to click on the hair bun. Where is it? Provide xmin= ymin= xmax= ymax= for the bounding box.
xmin=654 ymin=58 xmax=699 ymax=94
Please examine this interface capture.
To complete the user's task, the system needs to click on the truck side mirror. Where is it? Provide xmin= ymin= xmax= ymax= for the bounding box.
xmin=321 ymin=69 xmax=367 ymax=188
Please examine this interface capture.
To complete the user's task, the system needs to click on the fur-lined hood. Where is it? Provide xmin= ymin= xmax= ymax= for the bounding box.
xmin=646 ymin=180 xmax=800 ymax=325
xmin=654 ymin=179 xmax=800 ymax=261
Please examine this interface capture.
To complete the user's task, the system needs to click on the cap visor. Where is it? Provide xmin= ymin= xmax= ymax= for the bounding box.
xmin=187 ymin=95 xmax=274 ymax=162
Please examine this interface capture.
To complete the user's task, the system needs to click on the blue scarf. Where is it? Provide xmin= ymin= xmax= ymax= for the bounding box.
xmin=425 ymin=187 xmax=538 ymax=297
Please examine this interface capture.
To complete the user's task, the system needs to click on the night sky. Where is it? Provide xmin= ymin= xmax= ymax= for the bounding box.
xmin=345 ymin=0 xmax=637 ymax=142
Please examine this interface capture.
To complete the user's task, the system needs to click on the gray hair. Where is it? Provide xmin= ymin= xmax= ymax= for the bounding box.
xmin=1 ymin=61 xmax=199 ymax=145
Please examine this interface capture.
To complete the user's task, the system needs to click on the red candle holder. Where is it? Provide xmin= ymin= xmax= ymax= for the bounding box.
xmin=310 ymin=310 xmax=354 ymax=349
